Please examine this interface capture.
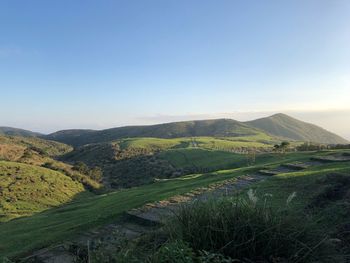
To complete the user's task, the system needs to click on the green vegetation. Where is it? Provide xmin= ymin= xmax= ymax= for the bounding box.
xmin=0 ymin=161 xmax=86 ymax=222
xmin=0 ymin=135 xmax=72 ymax=160
xmin=246 ymin=113 xmax=348 ymax=144
xmin=45 ymin=114 xmax=348 ymax=147
xmin=158 ymin=148 xmax=276 ymax=171
xmin=0 ymin=151 xmax=327 ymax=258
xmin=161 ymin=198 xmax=332 ymax=262
xmin=90 ymin=158 xmax=350 ymax=262
xmin=1 ymin=117 xmax=349 ymax=261
xmin=62 ymin=136 xmax=274 ymax=188
xmin=0 ymin=127 xmax=41 ymax=137
xmin=45 ymin=119 xmax=271 ymax=147
xmin=0 ymin=135 xmax=102 ymax=192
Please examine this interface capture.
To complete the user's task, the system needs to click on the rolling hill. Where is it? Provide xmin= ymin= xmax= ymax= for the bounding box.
xmin=0 ymin=135 xmax=73 ymax=161
xmin=61 ymin=136 xmax=273 ymax=188
xmin=245 ymin=113 xmax=348 ymax=144
xmin=45 ymin=119 xmax=272 ymax=147
xmin=44 ymin=114 xmax=348 ymax=147
xmin=0 ymin=127 xmax=42 ymax=137
xmin=0 ymin=135 xmax=102 ymax=210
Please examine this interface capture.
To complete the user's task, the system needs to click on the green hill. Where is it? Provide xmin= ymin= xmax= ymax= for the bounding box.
xmin=0 ymin=127 xmax=41 ymax=137
xmin=0 ymin=135 xmax=73 ymax=161
xmin=0 ymin=135 xmax=102 ymax=194
xmin=1 ymin=150 xmax=349 ymax=259
xmin=61 ymin=137 xmax=273 ymax=188
xmin=45 ymin=114 xmax=347 ymax=147
xmin=45 ymin=119 xmax=265 ymax=147
xmin=245 ymin=113 xmax=348 ymax=144
xmin=0 ymin=161 xmax=86 ymax=222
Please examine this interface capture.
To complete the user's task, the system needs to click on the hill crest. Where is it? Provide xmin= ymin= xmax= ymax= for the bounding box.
xmin=245 ymin=113 xmax=348 ymax=144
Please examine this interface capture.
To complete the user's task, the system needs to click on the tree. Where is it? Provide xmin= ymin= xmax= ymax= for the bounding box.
xmin=89 ymin=167 xmax=103 ymax=182
xmin=273 ymin=141 xmax=290 ymax=155
xmin=280 ymin=141 xmax=290 ymax=153
xmin=73 ymin=161 xmax=89 ymax=174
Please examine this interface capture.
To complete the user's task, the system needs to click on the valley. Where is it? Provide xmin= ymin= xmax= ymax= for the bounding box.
xmin=0 ymin=114 xmax=349 ymax=262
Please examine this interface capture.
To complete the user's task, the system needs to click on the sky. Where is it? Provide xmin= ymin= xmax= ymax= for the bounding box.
xmin=0 ymin=0 xmax=349 ymax=139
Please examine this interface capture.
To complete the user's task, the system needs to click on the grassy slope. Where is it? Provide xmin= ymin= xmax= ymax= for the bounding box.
xmin=0 ymin=151 xmax=319 ymax=258
xmin=0 ymin=135 xmax=101 ymax=191
xmin=0 ymin=161 xmax=87 ymax=222
xmin=0 ymin=135 xmax=72 ymax=159
xmin=158 ymin=148 xmax=275 ymax=171
xmin=250 ymin=162 xmax=350 ymax=209
xmin=246 ymin=113 xmax=348 ymax=144
xmin=245 ymin=160 xmax=350 ymax=260
xmin=45 ymin=119 xmax=269 ymax=147
xmin=63 ymin=136 xmax=273 ymax=166
xmin=62 ymin=136 xmax=274 ymax=188
xmin=159 ymin=149 xmax=245 ymax=170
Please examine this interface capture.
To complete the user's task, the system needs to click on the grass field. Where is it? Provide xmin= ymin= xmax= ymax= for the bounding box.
xmin=159 ymin=148 xmax=277 ymax=171
xmin=0 ymin=151 xmax=325 ymax=259
xmin=117 ymin=136 xmax=273 ymax=151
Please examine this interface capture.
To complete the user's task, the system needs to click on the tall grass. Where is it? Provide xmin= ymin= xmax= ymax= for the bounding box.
xmin=165 ymin=193 xmax=333 ymax=262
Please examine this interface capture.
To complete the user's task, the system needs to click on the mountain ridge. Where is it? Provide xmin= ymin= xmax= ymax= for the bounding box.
xmin=43 ymin=114 xmax=348 ymax=146
xmin=2 ymin=113 xmax=347 ymax=146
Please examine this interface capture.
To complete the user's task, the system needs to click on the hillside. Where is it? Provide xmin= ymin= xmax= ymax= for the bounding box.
xmin=45 ymin=119 xmax=265 ymax=147
xmin=0 ymin=161 xmax=86 ymax=222
xmin=61 ymin=137 xmax=273 ymax=188
xmin=0 ymin=135 xmax=72 ymax=160
xmin=0 ymin=135 xmax=101 ymax=193
xmin=245 ymin=113 xmax=348 ymax=144
xmin=0 ymin=127 xmax=41 ymax=137
xmin=45 ymin=114 xmax=348 ymax=147
xmin=1 ymin=150 xmax=350 ymax=260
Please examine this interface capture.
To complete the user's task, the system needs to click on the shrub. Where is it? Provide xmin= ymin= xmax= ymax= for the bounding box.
xmin=166 ymin=194 xmax=333 ymax=262
xmin=151 ymin=240 xmax=195 ymax=263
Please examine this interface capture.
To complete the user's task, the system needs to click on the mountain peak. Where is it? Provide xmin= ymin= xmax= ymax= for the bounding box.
xmin=246 ymin=114 xmax=348 ymax=144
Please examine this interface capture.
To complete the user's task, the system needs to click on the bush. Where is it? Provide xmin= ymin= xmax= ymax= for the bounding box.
xmin=165 ymin=193 xmax=333 ymax=262
xmin=151 ymin=240 xmax=195 ymax=263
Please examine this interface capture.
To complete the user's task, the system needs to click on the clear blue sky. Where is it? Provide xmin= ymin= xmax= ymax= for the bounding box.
xmin=0 ymin=0 xmax=349 ymax=137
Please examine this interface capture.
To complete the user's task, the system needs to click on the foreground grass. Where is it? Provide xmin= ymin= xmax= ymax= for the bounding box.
xmin=102 ymin=161 xmax=350 ymax=262
xmin=0 ymin=151 xmax=339 ymax=259
xmin=164 ymin=198 xmax=333 ymax=262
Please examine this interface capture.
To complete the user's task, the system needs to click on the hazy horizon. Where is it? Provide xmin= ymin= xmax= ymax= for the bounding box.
xmin=1 ymin=1 xmax=349 ymax=139
xmin=2 ymin=110 xmax=350 ymax=141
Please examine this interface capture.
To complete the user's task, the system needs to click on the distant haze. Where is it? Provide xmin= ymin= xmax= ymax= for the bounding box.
xmin=1 ymin=109 xmax=350 ymax=141
xmin=137 ymin=110 xmax=350 ymax=141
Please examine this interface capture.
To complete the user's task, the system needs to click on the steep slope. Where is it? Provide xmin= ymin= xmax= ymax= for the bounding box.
xmin=0 ymin=135 xmax=101 ymax=192
xmin=0 ymin=127 xmax=41 ymax=137
xmin=45 ymin=119 xmax=266 ymax=147
xmin=0 ymin=161 xmax=86 ymax=221
xmin=245 ymin=113 xmax=348 ymax=144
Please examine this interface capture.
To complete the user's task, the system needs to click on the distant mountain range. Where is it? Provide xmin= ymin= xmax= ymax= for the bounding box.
xmin=2 ymin=113 xmax=348 ymax=146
